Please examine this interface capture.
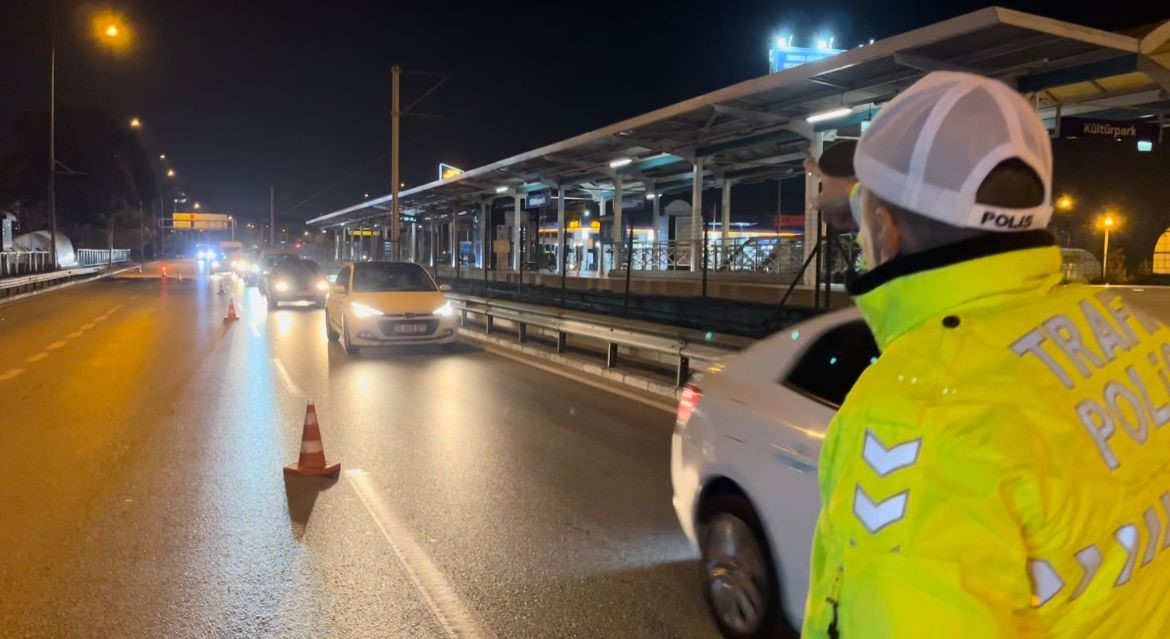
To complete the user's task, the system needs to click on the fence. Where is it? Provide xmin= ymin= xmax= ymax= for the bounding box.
xmin=76 ymin=248 xmax=132 ymax=266
xmin=0 ymin=251 xmax=52 ymax=277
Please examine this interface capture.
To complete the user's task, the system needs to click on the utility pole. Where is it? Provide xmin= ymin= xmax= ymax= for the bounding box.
xmin=269 ymin=185 xmax=275 ymax=247
xmin=48 ymin=45 xmax=57 ymax=269
xmin=391 ymin=65 xmax=401 ymax=262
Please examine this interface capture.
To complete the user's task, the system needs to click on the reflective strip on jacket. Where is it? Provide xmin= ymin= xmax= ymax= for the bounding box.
xmin=803 ymin=231 xmax=1170 ymax=638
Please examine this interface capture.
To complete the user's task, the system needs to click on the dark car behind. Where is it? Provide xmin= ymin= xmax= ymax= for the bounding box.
xmin=265 ymin=259 xmax=327 ymax=309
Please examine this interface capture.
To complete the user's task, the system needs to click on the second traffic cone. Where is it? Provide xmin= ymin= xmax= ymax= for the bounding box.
xmin=224 ymin=298 xmax=239 ymax=323
xmin=217 ymin=279 xmax=226 ymax=295
xmin=284 ymin=402 xmax=340 ymax=477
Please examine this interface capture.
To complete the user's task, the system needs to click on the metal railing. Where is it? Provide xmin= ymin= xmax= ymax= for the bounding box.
xmin=0 ymin=251 xmax=52 ymax=276
xmin=76 ymin=248 xmax=132 ymax=266
xmin=447 ymin=293 xmax=733 ymax=386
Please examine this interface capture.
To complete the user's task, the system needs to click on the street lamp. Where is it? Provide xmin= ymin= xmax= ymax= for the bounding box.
xmin=129 ymin=117 xmax=141 ymax=129
xmin=159 ymin=153 xmax=167 ymax=160
xmin=193 ymin=202 xmax=201 ymax=210
xmin=167 ymin=168 xmax=175 ymax=178
xmin=1056 ymin=194 xmax=1074 ymax=212
xmin=48 ymin=11 xmax=132 ymax=269
xmin=1099 ymin=212 xmax=1119 ymax=283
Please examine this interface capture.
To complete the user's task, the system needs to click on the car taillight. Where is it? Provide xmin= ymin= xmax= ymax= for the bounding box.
xmin=677 ymin=383 xmax=702 ymax=426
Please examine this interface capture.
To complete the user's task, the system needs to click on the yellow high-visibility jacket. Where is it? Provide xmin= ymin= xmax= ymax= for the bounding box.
xmin=803 ymin=231 xmax=1170 ymax=638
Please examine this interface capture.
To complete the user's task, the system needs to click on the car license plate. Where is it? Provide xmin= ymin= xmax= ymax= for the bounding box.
xmin=395 ymin=323 xmax=428 ymax=335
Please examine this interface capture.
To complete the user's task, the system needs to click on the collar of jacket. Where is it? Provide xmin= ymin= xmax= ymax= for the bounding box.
xmin=848 ymin=230 xmax=1059 ymax=350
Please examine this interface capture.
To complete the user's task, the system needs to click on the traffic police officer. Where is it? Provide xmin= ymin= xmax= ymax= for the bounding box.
xmin=802 ymin=71 xmax=1170 ymax=637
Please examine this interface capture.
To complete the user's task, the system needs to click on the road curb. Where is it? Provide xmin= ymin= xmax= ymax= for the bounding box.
xmin=457 ymin=327 xmax=683 ymax=402
xmin=0 ymin=263 xmax=147 ymax=307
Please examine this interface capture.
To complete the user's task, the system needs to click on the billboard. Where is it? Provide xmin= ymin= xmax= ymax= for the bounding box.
xmin=439 ymin=163 xmax=464 ymax=180
xmin=769 ymin=46 xmax=843 ymax=73
xmin=172 ymin=212 xmax=230 ymax=230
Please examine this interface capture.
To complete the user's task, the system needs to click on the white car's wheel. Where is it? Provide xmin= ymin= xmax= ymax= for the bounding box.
xmin=699 ymin=493 xmax=789 ymax=639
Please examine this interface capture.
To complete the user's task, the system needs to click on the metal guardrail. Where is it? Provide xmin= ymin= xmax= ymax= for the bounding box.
xmin=447 ymin=293 xmax=733 ymax=386
xmin=0 ymin=265 xmax=102 ymax=294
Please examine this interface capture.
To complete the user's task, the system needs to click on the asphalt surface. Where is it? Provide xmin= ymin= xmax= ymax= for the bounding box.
xmin=0 ymin=261 xmax=717 ymax=638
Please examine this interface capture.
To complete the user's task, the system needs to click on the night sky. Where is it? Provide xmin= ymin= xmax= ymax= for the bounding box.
xmin=1 ymin=0 xmax=1167 ymax=229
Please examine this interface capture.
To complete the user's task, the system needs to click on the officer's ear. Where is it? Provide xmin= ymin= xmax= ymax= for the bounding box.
xmin=869 ymin=202 xmax=901 ymax=265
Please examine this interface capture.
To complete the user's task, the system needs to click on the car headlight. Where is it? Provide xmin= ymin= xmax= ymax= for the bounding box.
xmin=350 ymin=302 xmax=383 ymax=318
xmin=316 ymin=280 xmax=329 ymax=292
xmin=433 ymin=302 xmax=454 ymax=317
xmin=274 ymin=280 xmax=290 ymax=292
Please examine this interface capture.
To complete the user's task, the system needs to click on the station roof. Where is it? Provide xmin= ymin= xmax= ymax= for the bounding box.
xmin=309 ymin=7 xmax=1170 ymax=229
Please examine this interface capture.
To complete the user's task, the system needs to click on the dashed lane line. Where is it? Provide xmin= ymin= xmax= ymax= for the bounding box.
xmin=46 ymin=341 xmax=67 ymax=350
xmin=66 ymin=331 xmax=83 ymax=339
xmin=347 ymin=469 xmax=496 ymax=639
xmin=272 ymin=358 xmax=303 ymax=397
xmin=79 ymin=323 xmax=96 ymax=330
xmin=0 ymin=369 xmax=25 ymax=381
xmin=24 ymin=353 xmax=47 ymax=363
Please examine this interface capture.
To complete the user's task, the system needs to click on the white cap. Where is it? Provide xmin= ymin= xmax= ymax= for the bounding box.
xmin=854 ymin=71 xmax=1053 ymax=232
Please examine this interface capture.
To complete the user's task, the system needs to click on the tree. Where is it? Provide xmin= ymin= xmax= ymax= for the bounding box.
xmin=0 ymin=107 xmax=157 ymax=255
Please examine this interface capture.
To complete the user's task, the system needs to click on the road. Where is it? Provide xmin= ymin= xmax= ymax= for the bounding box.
xmin=0 ymin=261 xmax=717 ymax=638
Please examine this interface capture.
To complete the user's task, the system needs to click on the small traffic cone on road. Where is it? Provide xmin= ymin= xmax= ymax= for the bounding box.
xmin=224 ymin=298 xmax=240 ymax=323
xmin=284 ymin=402 xmax=341 ymax=477
xmin=217 ymin=279 xmax=226 ymax=295
xmin=161 ymin=265 xmax=168 ymax=280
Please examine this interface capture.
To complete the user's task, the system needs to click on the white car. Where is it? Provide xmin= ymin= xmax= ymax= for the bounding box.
xmin=671 ymin=307 xmax=877 ymax=638
xmin=325 ymin=261 xmax=457 ymax=355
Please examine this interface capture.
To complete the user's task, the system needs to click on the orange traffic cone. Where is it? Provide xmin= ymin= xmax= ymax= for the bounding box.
xmin=161 ymin=265 xmax=168 ymax=280
xmin=284 ymin=402 xmax=341 ymax=477
xmin=224 ymin=298 xmax=239 ymax=323
xmin=217 ymin=279 xmax=226 ymax=295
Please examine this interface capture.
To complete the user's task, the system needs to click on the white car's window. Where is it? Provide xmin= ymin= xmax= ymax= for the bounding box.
xmin=782 ymin=320 xmax=879 ymax=408
xmin=352 ymin=263 xmax=436 ymax=293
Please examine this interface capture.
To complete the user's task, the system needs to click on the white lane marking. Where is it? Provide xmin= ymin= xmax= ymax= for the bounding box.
xmin=0 ymin=369 xmax=24 ymax=381
xmin=93 ymin=316 xmax=108 ymax=323
xmin=47 ymin=341 xmax=67 ymax=350
xmin=105 ymin=305 xmax=124 ymax=315
xmin=66 ymin=331 xmax=83 ymax=339
xmin=249 ymin=322 xmax=261 ymax=338
xmin=272 ymin=358 xmax=303 ymax=397
xmin=79 ymin=323 xmax=96 ymax=330
xmin=347 ymin=469 xmax=495 ymax=639
xmin=24 ymin=353 xmax=48 ymax=363
xmin=477 ymin=341 xmax=675 ymax=414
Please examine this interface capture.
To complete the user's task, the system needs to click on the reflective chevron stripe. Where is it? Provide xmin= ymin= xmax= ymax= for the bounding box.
xmin=1028 ymin=559 xmax=1063 ymax=607
xmin=1070 ymin=545 xmax=1102 ymax=601
xmin=862 ymin=431 xmax=921 ymax=477
xmin=1114 ymin=524 xmax=1139 ymax=586
xmin=853 ymin=486 xmax=909 ymax=534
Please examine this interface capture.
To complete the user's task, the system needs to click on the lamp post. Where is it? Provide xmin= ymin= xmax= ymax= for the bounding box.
xmin=48 ymin=15 xmax=129 ymax=269
xmin=1100 ymin=212 xmax=1117 ymax=283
